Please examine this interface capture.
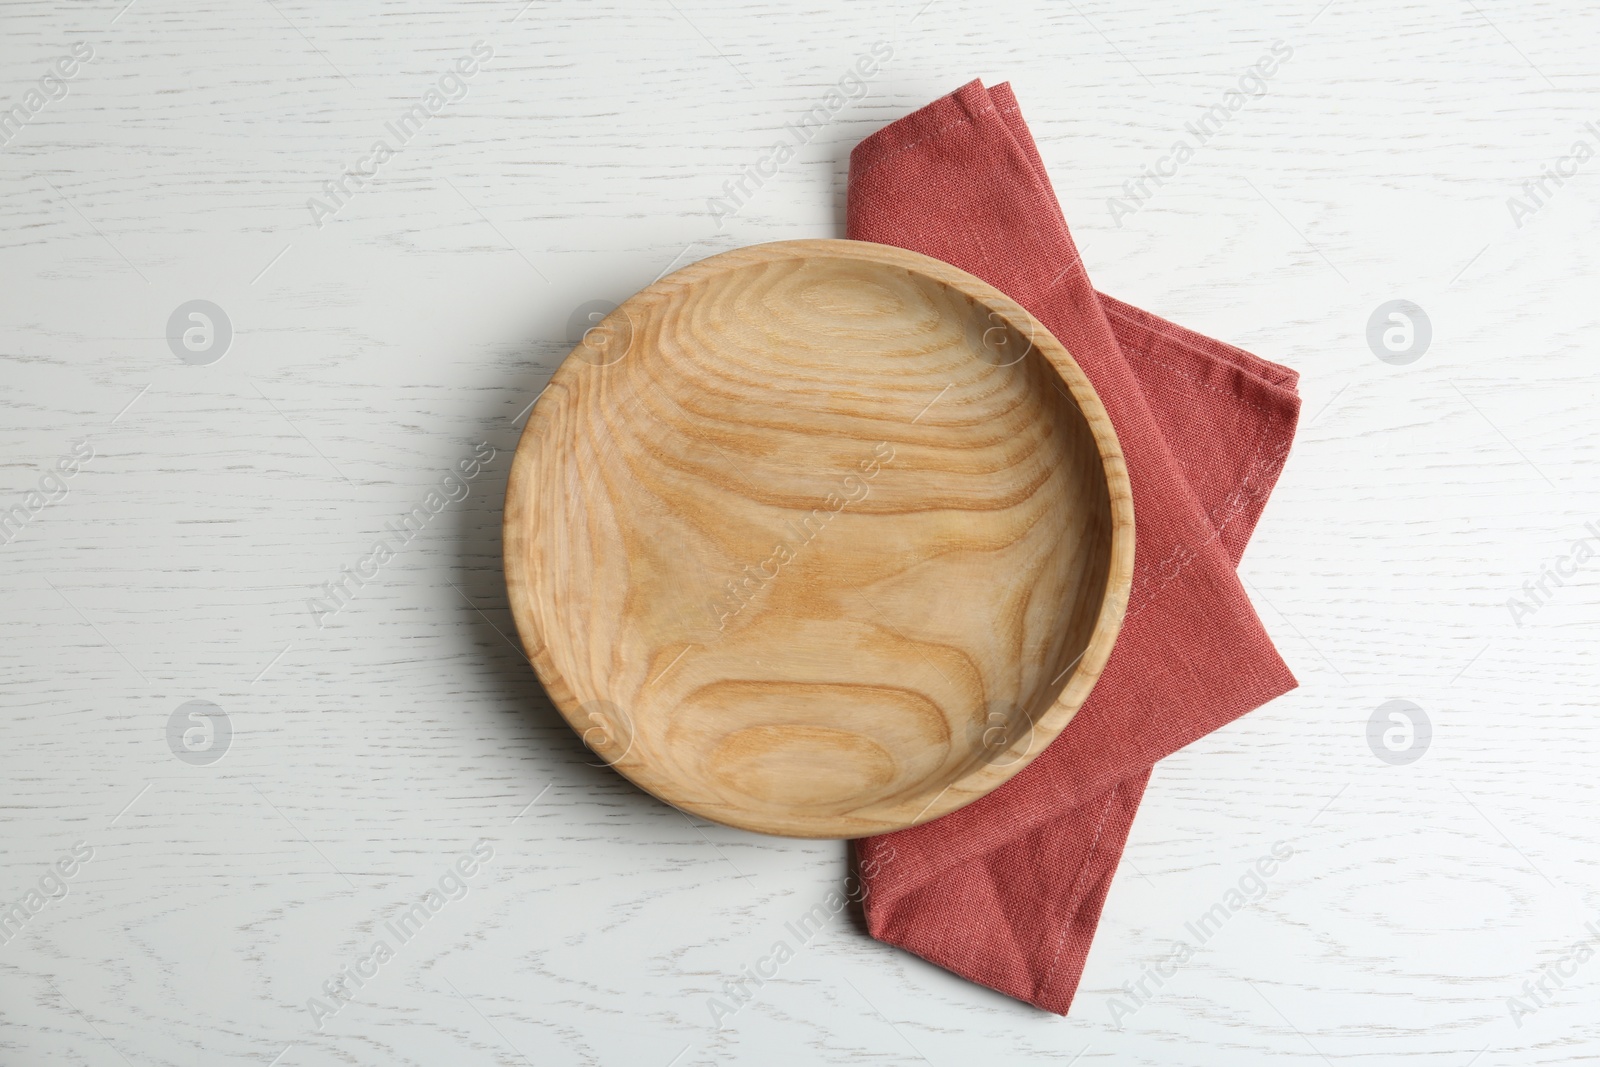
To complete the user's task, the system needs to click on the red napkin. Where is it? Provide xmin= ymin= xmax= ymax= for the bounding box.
xmin=848 ymin=80 xmax=1302 ymax=1014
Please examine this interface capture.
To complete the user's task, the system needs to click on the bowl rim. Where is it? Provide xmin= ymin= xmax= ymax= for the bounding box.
xmin=503 ymin=238 xmax=1135 ymax=838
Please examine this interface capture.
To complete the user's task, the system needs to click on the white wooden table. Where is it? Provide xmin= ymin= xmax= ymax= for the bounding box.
xmin=2 ymin=1 xmax=1597 ymax=1063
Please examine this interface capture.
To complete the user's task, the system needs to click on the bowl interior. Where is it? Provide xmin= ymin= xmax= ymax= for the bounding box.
xmin=505 ymin=240 xmax=1127 ymax=837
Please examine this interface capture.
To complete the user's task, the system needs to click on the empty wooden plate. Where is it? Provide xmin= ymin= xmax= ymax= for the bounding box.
xmin=504 ymin=239 xmax=1133 ymax=838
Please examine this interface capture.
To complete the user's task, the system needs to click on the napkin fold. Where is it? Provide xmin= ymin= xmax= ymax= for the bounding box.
xmin=847 ymin=80 xmax=1302 ymax=1014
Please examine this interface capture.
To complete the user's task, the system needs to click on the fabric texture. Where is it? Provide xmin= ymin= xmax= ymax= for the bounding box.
xmin=847 ymin=80 xmax=1302 ymax=1015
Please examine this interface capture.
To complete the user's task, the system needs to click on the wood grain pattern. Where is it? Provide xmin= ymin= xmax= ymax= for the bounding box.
xmin=3 ymin=0 xmax=1600 ymax=1063
xmin=505 ymin=240 xmax=1132 ymax=837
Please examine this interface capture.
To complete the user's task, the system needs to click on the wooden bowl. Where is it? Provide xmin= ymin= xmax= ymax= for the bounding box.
xmin=504 ymin=239 xmax=1133 ymax=838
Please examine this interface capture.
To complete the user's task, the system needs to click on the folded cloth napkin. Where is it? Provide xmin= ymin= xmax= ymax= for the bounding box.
xmin=847 ymin=80 xmax=1302 ymax=1014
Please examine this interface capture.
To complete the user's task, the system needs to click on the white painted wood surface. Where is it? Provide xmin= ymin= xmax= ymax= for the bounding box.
xmin=1 ymin=0 xmax=1597 ymax=1063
